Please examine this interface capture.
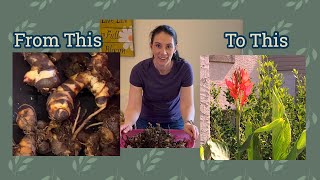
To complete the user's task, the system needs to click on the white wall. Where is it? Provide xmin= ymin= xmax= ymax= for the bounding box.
xmin=120 ymin=19 xmax=242 ymax=146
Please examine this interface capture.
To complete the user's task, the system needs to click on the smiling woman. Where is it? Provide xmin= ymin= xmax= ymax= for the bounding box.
xmin=120 ymin=25 xmax=199 ymax=145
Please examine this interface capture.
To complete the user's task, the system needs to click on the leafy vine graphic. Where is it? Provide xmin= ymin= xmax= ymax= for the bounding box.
xmin=72 ymin=157 xmax=98 ymax=175
xmin=30 ymin=0 xmax=54 ymax=11
xmin=233 ymin=169 xmax=253 ymax=180
xmin=94 ymin=0 xmax=118 ymax=10
xmin=79 ymin=20 xmax=100 ymax=35
xmin=270 ymin=20 xmax=293 ymax=35
xmin=297 ymin=169 xmax=317 ymax=180
xmin=264 ymin=160 xmax=288 ymax=176
xmin=41 ymin=169 xmax=61 ymax=180
xmin=169 ymin=169 xmax=189 ymax=180
xmin=306 ymin=112 xmax=317 ymax=130
xmin=286 ymin=0 xmax=309 ymax=10
xmin=8 ymin=20 xmax=37 ymax=43
xmin=105 ymin=169 xmax=125 ymax=180
xmin=8 ymin=157 xmax=34 ymax=176
xmin=158 ymin=0 xmax=181 ymax=11
xmin=222 ymin=0 xmax=245 ymax=11
xmin=200 ymin=160 xmax=223 ymax=176
xmin=8 ymin=96 xmax=12 ymax=107
xmin=296 ymin=45 xmax=318 ymax=67
xmin=136 ymin=148 xmax=164 ymax=176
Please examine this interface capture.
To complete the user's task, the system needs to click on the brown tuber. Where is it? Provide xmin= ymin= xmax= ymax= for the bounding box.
xmin=16 ymin=104 xmax=37 ymax=133
xmin=14 ymin=135 xmax=36 ymax=156
xmin=22 ymin=53 xmax=61 ymax=93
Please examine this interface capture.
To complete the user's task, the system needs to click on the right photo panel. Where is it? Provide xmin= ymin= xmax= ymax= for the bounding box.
xmin=200 ymin=55 xmax=306 ymax=160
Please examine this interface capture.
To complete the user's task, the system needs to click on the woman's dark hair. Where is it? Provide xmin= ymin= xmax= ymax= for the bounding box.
xmin=150 ymin=25 xmax=182 ymax=61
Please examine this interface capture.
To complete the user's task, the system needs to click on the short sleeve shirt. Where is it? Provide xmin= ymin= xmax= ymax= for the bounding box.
xmin=130 ymin=58 xmax=193 ymax=123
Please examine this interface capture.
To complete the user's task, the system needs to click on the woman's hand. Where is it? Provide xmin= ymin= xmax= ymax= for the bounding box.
xmin=120 ymin=120 xmax=135 ymax=134
xmin=183 ymin=122 xmax=199 ymax=140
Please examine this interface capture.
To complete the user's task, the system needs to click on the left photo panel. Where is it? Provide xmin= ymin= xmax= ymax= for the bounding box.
xmin=12 ymin=52 xmax=121 ymax=156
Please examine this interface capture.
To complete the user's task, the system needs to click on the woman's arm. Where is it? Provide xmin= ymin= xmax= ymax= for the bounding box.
xmin=180 ymin=85 xmax=195 ymax=122
xmin=180 ymin=85 xmax=199 ymax=139
xmin=120 ymin=84 xmax=143 ymax=133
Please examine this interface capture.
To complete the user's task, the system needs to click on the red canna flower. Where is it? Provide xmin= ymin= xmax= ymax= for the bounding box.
xmin=225 ymin=68 xmax=253 ymax=106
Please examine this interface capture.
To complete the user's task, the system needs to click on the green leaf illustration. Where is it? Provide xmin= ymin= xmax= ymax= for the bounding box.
xmin=295 ymin=1 xmax=303 ymax=10
xmin=283 ymin=22 xmax=293 ymax=28
xmin=22 ymin=158 xmax=33 ymax=164
xmin=150 ymin=158 xmax=161 ymax=164
xmin=41 ymin=176 xmax=51 ymax=180
xmin=306 ymin=55 xmax=310 ymax=67
xmin=27 ymin=23 xmax=36 ymax=28
xmin=177 ymin=0 xmax=181 ymax=3
xmin=149 ymin=148 xmax=157 ymax=157
xmin=103 ymin=1 xmax=111 ymax=10
xmin=94 ymin=1 xmax=104 ymax=7
xmin=137 ymin=149 xmax=164 ymax=175
xmin=312 ymin=113 xmax=317 ymax=124
xmin=271 ymin=26 xmax=276 ymax=34
xmin=136 ymin=160 xmax=141 ymax=171
xmin=222 ymin=1 xmax=232 ymax=7
xmin=274 ymin=165 xmax=284 ymax=172
xmin=9 ymin=20 xmax=37 ymax=43
xmin=297 ymin=176 xmax=307 ymax=180
xmin=82 ymin=165 xmax=92 ymax=172
xmin=200 ymin=161 xmax=205 ymax=171
xmin=8 ymin=33 xmax=13 ymax=43
xmin=156 ymin=151 xmax=164 ymax=156
xmin=296 ymin=48 xmax=306 ymax=55
xmin=18 ymin=165 xmax=27 ymax=172
xmin=231 ymin=1 xmax=239 ymax=10
xmin=210 ymin=165 xmax=219 ymax=172
xmin=86 ymin=20 xmax=93 ymax=29
xmin=8 ymin=160 xmax=13 ymax=171
xmin=72 ymin=160 xmax=77 ymax=171
xmin=277 ymin=20 xmax=285 ymax=28
xmin=279 ymin=30 xmax=289 ymax=35
xmin=143 ymin=154 xmax=148 ymax=164
xmin=79 ymin=156 xmax=84 ymax=164
xmin=92 ymin=23 xmax=100 ymax=28
xmin=15 ymin=157 xmax=20 ymax=164
xmin=105 ymin=176 xmax=115 ymax=180
xmin=306 ymin=120 xmax=310 ymax=130
xmin=87 ymin=158 xmax=97 ymax=164
xmin=264 ymin=161 xmax=269 ymax=171
xmin=22 ymin=20 xmax=29 ymax=29
xmin=167 ymin=1 xmax=175 ymax=10
xmin=158 ymin=1 xmax=168 ymax=7
xmin=8 ymin=96 xmax=12 ymax=107
xmin=312 ymin=49 xmax=318 ymax=60
xmin=286 ymin=1 xmax=296 ymax=7
xmin=169 ymin=176 xmax=179 ymax=180
xmin=30 ymin=1 xmax=40 ymax=7
xmin=25 ymin=30 xmax=34 ymax=34
xmin=279 ymin=160 xmax=288 ymax=163
xmin=234 ymin=176 xmax=243 ymax=180
xmin=39 ymin=0 xmax=47 ymax=10
xmin=146 ymin=165 xmax=155 ymax=172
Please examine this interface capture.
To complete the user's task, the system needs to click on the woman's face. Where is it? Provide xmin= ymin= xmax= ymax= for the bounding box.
xmin=150 ymin=32 xmax=177 ymax=68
